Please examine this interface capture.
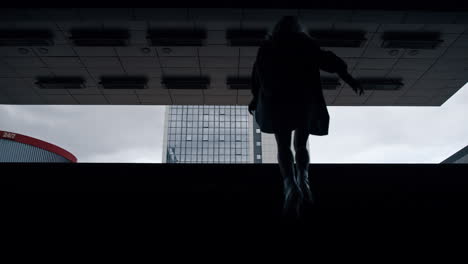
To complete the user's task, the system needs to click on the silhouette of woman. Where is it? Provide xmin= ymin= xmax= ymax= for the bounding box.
xmin=249 ymin=16 xmax=364 ymax=217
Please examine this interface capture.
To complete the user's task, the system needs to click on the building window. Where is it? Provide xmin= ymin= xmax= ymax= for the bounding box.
xmin=256 ymin=142 xmax=261 ymax=146
xmin=203 ymin=135 xmax=208 ymax=141
xmin=256 ymin=129 xmax=261 ymax=133
xmin=186 ymin=135 xmax=192 ymax=141
xmin=256 ymin=154 xmax=262 ymax=160
xmin=219 ymin=135 xmax=225 ymax=141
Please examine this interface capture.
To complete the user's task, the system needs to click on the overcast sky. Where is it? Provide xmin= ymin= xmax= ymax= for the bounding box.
xmin=1 ymin=83 xmax=467 ymax=163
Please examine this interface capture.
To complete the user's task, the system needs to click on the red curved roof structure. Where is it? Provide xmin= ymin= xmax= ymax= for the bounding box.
xmin=0 ymin=130 xmax=77 ymax=163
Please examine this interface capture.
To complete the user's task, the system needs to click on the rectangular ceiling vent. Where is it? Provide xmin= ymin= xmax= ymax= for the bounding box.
xmin=69 ymin=29 xmax=130 ymax=46
xmin=226 ymin=77 xmax=252 ymax=89
xmin=99 ymin=77 xmax=148 ymax=89
xmin=309 ymin=30 xmax=367 ymax=47
xmin=320 ymin=77 xmax=341 ymax=90
xmin=358 ymin=78 xmax=404 ymax=90
xmin=162 ymin=76 xmax=210 ymax=89
xmin=226 ymin=29 xmax=268 ymax=46
xmin=0 ymin=30 xmax=54 ymax=46
xmin=147 ymin=29 xmax=206 ymax=46
xmin=381 ymin=32 xmax=443 ymax=49
xmin=35 ymin=77 xmax=85 ymax=89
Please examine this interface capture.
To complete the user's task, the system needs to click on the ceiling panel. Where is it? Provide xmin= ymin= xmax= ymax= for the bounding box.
xmin=156 ymin=47 xmax=198 ymax=57
xmin=12 ymin=67 xmax=54 ymax=78
xmin=394 ymin=96 xmax=431 ymax=106
xmin=42 ymin=57 xmax=83 ymax=67
xmin=139 ymin=95 xmax=172 ymax=104
xmin=56 ymin=21 xmax=103 ymax=32
xmin=115 ymin=46 xmax=156 ymax=57
xmin=198 ymin=46 xmax=239 ymax=57
xmin=190 ymin=8 xmax=242 ymax=30
xmin=120 ymin=57 xmax=160 ymax=68
xmin=79 ymin=8 xmax=132 ymax=21
xmin=73 ymin=47 xmax=117 ymax=57
xmin=87 ymin=67 xmax=126 ymax=80
xmin=134 ymin=8 xmax=188 ymax=20
xmin=0 ymin=9 xmax=465 ymax=106
xmin=239 ymin=57 xmax=255 ymax=68
xmin=361 ymin=47 xmax=404 ymax=59
xmin=163 ymin=67 xmax=200 ymax=76
xmin=400 ymin=47 xmax=448 ymax=59
xmin=0 ymin=64 xmax=17 ymax=77
xmin=169 ymin=89 xmax=203 ymax=96
xmin=129 ymin=30 xmax=147 ymax=45
xmin=74 ymin=94 xmax=108 ymax=104
xmin=351 ymin=10 xmax=405 ymax=24
xmin=404 ymin=11 xmax=457 ymax=24
xmin=392 ymin=58 xmax=436 ymax=71
xmin=80 ymin=57 xmax=121 ymax=68
xmin=298 ymin=9 xmax=353 ymax=23
xmin=200 ymin=57 xmax=239 ymax=68
xmin=102 ymin=21 xmax=147 ymax=31
xmin=239 ymin=47 xmax=259 ymax=57
xmin=242 ymin=9 xmax=300 ymax=30
xmin=105 ymin=94 xmax=140 ymax=104
xmin=2 ymin=57 xmax=46 ymax=68
xmin=386 ymin=69 xmax=426 ymax=80
xmin=355 ymin=58 xmax=397 ymax=69
xmin=333 ymin=22 xmax=379 ymax=33
xmin=377 ymin=24 xmax=425 ymax=32
xmin=440 ymin=48 xmax=468 ymax=59
xmin=159 ymin=57 xmax=199 ymax=68
xmin=8 ymin=94 xmax=44 ymax=104
xmin=33 ymin=45 xmax=76 ymax=57
xmin=237 ymin=95 xmax=253 ymax=105
xmin=421 ymin=24 xmax=466 ymax=34
xmin=205 ymin=95 xmax=237 ymax=105
xmin=324 ymin=47 xmax=365 ymax=58
xmin=206 ymin=30 xmax=228 ymax=45
xmin=365 ymin=95 xmax=400 ymax=105
xmin=67 ymin=87 xmax=101 ymax=95
xmin=125 ymin=67 xmax=163 ymax=78
xmin=44 ymin=94 xmax=77 ymax=104
xmin=0 ymin=47 xmax=36 ymax=57
xmin=172 ymin=95 xmax=204 ymax=104
xmin=333 ymin=94 xmax=369 ymax=105
xmin=452 ymin=35 xmax=468 ymax=47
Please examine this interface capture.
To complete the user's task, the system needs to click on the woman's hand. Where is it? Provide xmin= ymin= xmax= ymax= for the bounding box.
xmin=339 ymin=71 xmax=364 ymax=96
xmin=350 ymin=80 xmax=364 ymax=96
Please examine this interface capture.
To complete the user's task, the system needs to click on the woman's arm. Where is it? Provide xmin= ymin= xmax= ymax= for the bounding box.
xmin=318 ymin=49 xmax=364 ymax=96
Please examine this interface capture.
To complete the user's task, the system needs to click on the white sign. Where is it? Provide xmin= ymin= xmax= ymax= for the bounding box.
xmin=2 ymin=132 xmax=16 ymax=140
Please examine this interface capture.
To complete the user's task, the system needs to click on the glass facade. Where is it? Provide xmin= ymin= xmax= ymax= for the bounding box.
xmin=166 ymin=105 xmax=252 ymax=164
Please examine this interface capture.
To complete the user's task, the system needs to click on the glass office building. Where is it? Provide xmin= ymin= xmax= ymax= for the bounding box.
xmin=162 ymin=105 xmax=307 ymax=164
xmin=163 ymin=105 xmax=254 ymax=164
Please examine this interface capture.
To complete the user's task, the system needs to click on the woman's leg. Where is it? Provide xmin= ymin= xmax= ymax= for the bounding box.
xmin=293 ymin=127 xmax=313 ymax=204
xmin=274 ymin=129 xmax=299 ymax=214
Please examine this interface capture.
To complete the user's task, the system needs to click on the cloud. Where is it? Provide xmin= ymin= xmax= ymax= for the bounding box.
xmin=309 ymin=83 xmax=468 ymax=163
xmin=0 ymin=105 xmax=166 ymax=163
xmin=1 ymin=83 xmax=467 ymax=164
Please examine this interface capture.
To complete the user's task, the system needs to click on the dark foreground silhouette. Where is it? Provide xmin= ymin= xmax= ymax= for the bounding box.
xmin=249 ymin=16 xmax=364 ymax=218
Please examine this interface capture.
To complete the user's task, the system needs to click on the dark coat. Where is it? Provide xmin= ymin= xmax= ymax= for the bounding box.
xmin=251 ymin=32 xmax=348 ymax=136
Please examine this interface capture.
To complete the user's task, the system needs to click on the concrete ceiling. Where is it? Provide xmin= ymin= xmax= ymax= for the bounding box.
xmin=0 ymin=8 xmax=467 ymax=106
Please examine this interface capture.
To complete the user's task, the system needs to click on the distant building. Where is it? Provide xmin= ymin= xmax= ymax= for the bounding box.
xmin=162 ymin=105 xmax=308 ymax=164
xmin=441 ymin=145 xmax=468 ymax=163
xmin=0 ymin=130 xmax=77 ymax=163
